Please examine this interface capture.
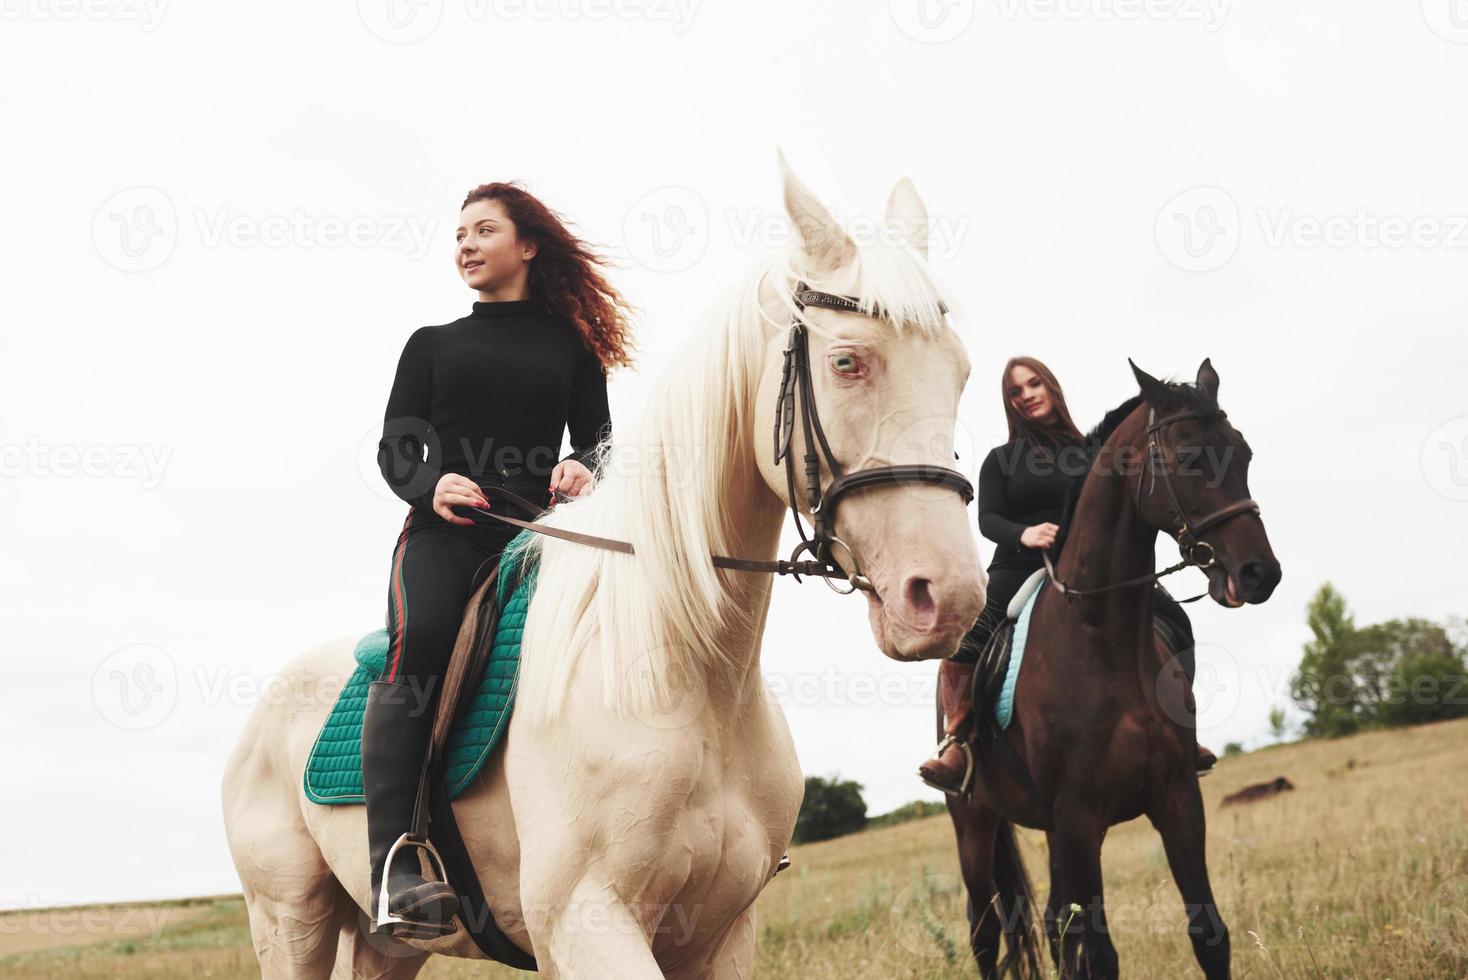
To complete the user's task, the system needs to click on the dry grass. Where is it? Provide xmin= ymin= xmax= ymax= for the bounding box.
xmin=6 ymin=719 xmax=1465 ymax=978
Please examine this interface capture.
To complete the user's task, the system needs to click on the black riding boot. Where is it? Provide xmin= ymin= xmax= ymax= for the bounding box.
xmin=363 ymin=679 xmax=459 ymax=936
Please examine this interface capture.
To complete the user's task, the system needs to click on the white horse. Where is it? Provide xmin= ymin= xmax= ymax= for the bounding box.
xmin=222 ymin=157 xmax=985 ymax=978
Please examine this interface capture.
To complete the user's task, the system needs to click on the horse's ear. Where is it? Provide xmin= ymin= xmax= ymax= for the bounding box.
xmin=1129 ymin=358 xmax=1171 ymax=406
xmin=778 ymin=149 xmax=855 ymax=276
xmin=1196 ymin=358 xmax=1220 ymax=400
xmin=883 ymin=176 xmax=929 ymax=259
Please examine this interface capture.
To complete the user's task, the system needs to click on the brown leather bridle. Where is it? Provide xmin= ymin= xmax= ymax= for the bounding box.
xmin=773 ymin=285 xmax=974 ymax=593
xmin=1044 ymin=402 xmax=1260 ymax=602
xmin=467 ymin=283 xmax=975 ymax=593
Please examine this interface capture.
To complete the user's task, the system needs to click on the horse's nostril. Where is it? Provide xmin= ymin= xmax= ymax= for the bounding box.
xmin=1239 ymin=562 xmax=1263 ymax=590
xmin=903 ymin=576 xmax=937 ymax=630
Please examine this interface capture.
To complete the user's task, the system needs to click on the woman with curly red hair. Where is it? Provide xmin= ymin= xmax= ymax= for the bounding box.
xmin=367 ymin=182 xmax=636 ymax=935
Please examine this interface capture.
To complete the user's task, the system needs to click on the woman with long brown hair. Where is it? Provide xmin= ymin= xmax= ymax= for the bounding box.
xmin=918 ymin=357 xmax=1213 ymax=795
xmin=367 ymin=182 xmax=635 ymax=935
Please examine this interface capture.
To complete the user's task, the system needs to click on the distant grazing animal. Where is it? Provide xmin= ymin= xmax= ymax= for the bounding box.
xmin=1221 ymin=777 xmax=1295 ymax=806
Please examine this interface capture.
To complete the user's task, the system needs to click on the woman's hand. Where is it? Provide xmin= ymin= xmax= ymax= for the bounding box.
xmin=1020 ymin=522 xmax=1059 ymax=550
xmin=549 ymin=459 xmax=594 ymax=499
xmin=431 ymin=473 xmax=490 ymax=526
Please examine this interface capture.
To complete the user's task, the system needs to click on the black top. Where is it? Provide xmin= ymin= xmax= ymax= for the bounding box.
xmin=977 ymin=435 xmax=1087 ymax=568
xmin=376 ymin=299 xmax=611 ymax=515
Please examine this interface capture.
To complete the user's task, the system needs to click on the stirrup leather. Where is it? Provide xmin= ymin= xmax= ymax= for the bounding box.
xmin=919 ymin=733 xmax=975 ymax=797
xmin=376 ymin=833 xmax=457 ymax=939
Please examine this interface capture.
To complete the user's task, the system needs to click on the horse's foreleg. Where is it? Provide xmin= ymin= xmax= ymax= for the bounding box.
xmin=1050 ymin=817 xmax=1119 ymax=980
xmin=521 ymin=878 xmax=666 ymax=979
xmin=1149 ymin=778 xmax=1230 ymax=980
xmin=948 ymin=799 xmax=1003 ymax=978
xmin=330 ymin=907 xmax=430 ymax=980
xmin=665 ymin=904 xmax=754 ymax=980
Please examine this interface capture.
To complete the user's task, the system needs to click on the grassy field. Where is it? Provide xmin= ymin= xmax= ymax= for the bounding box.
xmin=5 ymin=718 xmax=1465 ymax=978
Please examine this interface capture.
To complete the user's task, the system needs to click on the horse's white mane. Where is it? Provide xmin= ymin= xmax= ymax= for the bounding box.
xmin=512 ymin=236 xmax=949 ymax=723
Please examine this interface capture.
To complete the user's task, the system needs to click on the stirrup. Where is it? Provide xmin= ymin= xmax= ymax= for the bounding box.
xmin=918 ymin=733 xmax=974 ymax=797
xmin=376 ymin=833 xmax=458 ymax=939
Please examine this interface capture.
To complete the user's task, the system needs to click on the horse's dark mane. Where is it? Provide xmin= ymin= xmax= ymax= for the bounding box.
xmin=1084 ymin=381 xmax=1218 ymax=452
xmin=1055 ymin=380 xmax=1220 ymax=556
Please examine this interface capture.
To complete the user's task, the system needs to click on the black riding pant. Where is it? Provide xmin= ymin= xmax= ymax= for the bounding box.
xmin=950 ymin=556 xmax=1197 ymax=683
xmin=381 ymin=504 xmax=520 ymax=703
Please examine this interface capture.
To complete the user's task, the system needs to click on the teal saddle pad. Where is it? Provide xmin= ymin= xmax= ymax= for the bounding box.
xmin=304 ymin=531 xmax=540 ymax=805
xmin=994 ymin=580 xmax=1045 ymax=730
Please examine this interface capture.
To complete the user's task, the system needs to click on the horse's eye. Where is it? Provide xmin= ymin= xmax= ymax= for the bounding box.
xmin=831 ymin=353 xmax=861 ymax=375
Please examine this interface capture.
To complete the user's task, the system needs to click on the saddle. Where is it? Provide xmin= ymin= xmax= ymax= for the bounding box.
xmin=968 ymin=570 xmax=1194 ymax=740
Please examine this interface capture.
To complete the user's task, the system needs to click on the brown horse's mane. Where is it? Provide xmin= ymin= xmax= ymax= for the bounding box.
xmin=1055 ymin=381 xmax=1220 ymax=555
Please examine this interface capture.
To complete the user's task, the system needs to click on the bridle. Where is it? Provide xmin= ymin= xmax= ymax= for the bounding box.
xmin=772 ymin=284 xmax=974 ymax=593
xmin=466 ymin=282 xmax=975 ymax=593
xmin=1044 ymin=403 xmax=1260 ymax=602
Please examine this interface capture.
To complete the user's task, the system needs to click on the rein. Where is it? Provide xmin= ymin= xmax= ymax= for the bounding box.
xmin=1043 ymin=405 xmax=1260 ymax=603
xmin=464 ymin=283 xmax=975 ymax=592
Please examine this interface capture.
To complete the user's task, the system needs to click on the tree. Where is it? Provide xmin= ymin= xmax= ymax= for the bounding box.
xmin=1361 ymin=618 xmax=1468 ymax=728
xmin=1290 ymin=585 xmax=1468 ymax=736
xmin=793 ymin=775 xmax=867 ymax=843
xmin=1268 ymin=705 xmax=1288 ymax=741
xmin=1290 ymin=583 xmax=1363 ymax=737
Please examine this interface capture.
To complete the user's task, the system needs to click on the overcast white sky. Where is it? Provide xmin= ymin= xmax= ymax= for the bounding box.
xmin=3 ymin=0 xmax=1466 ymax=910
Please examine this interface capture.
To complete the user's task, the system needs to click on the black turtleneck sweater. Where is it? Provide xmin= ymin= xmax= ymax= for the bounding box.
xmin=376 ymin=299 xmax=611 ymax=515
xmin=978 ymin=435 xmax=1087 ymax=568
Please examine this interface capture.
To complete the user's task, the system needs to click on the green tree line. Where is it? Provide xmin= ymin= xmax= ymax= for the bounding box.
xmin=1290 ymin=583 xmax=1468 ymax=737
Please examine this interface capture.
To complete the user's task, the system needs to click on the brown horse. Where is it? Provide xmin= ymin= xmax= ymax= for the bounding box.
xmin=944 ymin=359 xmax=1281 ymax=979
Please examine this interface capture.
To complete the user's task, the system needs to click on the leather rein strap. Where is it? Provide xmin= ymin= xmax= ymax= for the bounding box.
xmin=465 ymin=283 xmax=975 ymax=592
xmin=1044 ymin=404 xmax=1260 ymax=602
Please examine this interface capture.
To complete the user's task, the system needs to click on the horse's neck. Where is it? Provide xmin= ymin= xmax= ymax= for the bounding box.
xmin=1055 ymin=433 xmax=1159 ymax=645
xmin=703 ymin=450 xmax=789 ymax=717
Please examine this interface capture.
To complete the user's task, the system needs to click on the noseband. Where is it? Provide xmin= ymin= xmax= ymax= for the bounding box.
xmin=1045 ymin=403 xmax=1260 ymax=602
xmin=1138 ymin=406 xmax=1260 ymax=572
xmin=774 ymin=285 xmax=975 ymax=594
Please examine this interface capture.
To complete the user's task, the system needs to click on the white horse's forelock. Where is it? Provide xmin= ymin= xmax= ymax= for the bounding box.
xmin=513 ymin=236 xmax=949 ymax=723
